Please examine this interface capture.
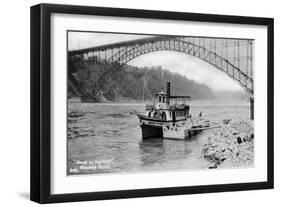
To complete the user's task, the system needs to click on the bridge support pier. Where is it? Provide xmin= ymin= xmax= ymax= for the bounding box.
xmin=250 ymin=97 xmax=254 ymax=120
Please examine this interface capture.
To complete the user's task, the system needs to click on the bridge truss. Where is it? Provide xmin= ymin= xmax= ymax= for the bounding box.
xmin=68 ymin=35 xmax=254 ymax=99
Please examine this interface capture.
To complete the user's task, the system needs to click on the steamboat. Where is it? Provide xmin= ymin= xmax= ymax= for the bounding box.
xmin=137 ymin=82 xmax=215 ymax=139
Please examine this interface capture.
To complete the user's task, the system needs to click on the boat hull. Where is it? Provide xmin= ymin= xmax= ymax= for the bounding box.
xmin=138 ymin=114 xmax=167 ymax=139
xmin=137 ymin=114 xmax=198 ymax=139
xmin=140 ymin=124 xmax=163 ymax=139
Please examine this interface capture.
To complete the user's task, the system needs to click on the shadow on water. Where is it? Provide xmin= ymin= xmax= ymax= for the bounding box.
xmin=138 ymin=138 xmax=164 ymax=165
xmin=138 ymin=137 xmax=195 ymax=167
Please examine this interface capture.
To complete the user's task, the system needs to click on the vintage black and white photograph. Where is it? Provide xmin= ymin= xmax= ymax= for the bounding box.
xmin=67 ymin=31 xmax=254 ymax=175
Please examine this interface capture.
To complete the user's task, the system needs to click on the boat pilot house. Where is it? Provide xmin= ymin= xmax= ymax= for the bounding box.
xmin=144 ymin=83 xmax=190 ymax=122
xmin=138 ymin=82 xmax=194 ymax=139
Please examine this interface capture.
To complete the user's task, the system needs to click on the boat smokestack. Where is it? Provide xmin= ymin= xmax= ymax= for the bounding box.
xmin=166 ymin=82 xmax=170 ymax=97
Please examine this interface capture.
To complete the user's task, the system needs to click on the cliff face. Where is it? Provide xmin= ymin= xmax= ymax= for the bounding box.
xmin=68 ymin=57 xmax=218 ymax=102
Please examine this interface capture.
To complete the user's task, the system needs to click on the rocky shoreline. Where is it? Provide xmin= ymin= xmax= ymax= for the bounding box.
xmin=202 ymin=117 xmax=254 ymax=169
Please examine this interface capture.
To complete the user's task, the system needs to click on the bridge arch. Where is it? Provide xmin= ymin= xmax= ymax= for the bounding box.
xmin=69 ymin=36 xmax=254 ymax=98
xmin=97 ymin=37 xmax=253 ymax=95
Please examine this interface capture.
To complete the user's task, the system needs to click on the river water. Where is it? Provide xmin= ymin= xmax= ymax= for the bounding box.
xmin=67 ymin=100 xmax=250 ymax=175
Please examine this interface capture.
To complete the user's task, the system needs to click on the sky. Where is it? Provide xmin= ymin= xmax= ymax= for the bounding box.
xmin=68 ymin=31 xmax=243 ymax=91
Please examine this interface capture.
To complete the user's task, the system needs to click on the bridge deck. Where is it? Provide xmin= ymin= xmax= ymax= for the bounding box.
xmin=68 ymin=36 xmax=170 ymax=55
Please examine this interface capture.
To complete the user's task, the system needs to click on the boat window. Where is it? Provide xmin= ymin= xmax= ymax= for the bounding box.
xmin=158 ymin=96 xmax=161 ymax=102
xmin=162 ymin=112 xmax=167 ymax=121
xmin=172 ymin=112 xmax=176 ymax=122
xmin=163 ymin=96 xmax=166 ymax=103
xmin=154 ymin=111 xmax=161 ymax=119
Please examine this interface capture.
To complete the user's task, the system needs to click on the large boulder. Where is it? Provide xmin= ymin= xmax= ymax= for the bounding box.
xmin=202 ymin=118 xmax=254 ymax=168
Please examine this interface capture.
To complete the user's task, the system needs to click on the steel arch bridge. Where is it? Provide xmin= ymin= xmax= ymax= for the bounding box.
xmin=68 ymin=35 xmax=254 ymax=100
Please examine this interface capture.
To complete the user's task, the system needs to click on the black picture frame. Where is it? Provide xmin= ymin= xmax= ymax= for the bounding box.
xmin=30 ymin=3 xmax=274 ymax=204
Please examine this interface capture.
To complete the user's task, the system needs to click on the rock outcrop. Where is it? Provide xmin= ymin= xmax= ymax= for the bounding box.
xmin=202 ymin=118 xmax=254 ymax=169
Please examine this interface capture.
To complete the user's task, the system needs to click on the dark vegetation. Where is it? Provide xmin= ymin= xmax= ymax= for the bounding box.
xmin=68 ymin=56 xmax=247 ymax=102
